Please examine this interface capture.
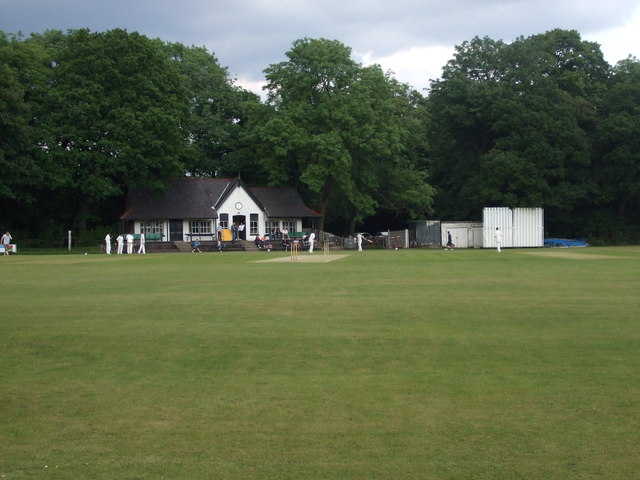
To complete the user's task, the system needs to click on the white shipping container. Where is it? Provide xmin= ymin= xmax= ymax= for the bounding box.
xmin=482 ymin=207 xmax=544 ymax=248
xmin=483 ymin=207 xmax=513 ymax=248
xmin=513 ymin=208 xmax=544 ymax=247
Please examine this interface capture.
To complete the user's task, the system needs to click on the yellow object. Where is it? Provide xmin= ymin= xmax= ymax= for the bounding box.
xmin=221 ymin=228 xmax=232 ymax=242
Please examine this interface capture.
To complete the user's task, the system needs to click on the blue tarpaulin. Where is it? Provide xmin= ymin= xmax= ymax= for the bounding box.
xmin=544 ymin=238 xmax=589 ymax=247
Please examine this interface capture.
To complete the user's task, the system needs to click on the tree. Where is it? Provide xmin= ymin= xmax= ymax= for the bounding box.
xmin=593 ymin=58 xmax=640 ymax=220
xmin=258 ymin=38 xmax=434 ymax=232
xmin=32 ymin=29 xmax=190 ymax=239
xmin=0 ymin=32 xmax=48 ymax=202
xmin=427 ymin=30 xmax=609 ymax=233
xmin=426 ymin=36 xmax=508 ymax=219
xmin=163 ymin=42 xmax=263 ymax=180
xmin=0 ymin=41 xmax=32 ymax=200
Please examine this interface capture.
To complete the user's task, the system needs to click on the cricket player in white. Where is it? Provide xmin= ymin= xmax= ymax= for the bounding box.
xmin=494 ymin=227 xmax=503 ymax=253
xmin=116 ymin=234 xmax=124 ymax=254
xmin=104 ymin=233 xmax=112 ymax=254
xmin=137 ymin=232 xmax=146 ymax=254
xmin=1 ymin=231 xmax=12 ymax=256
xmin=126 ymin=233 xmax=134 ymax=254
xmin=308 ymin=231 xmax=316 ymax=253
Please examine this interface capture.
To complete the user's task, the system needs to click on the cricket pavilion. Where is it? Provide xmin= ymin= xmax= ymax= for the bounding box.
xmin=119 ymin=177 xmax=321 ymax=251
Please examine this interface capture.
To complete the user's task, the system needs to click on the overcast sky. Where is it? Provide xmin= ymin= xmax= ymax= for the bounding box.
xmin=2 ymin=0 xmax=639 ymax=95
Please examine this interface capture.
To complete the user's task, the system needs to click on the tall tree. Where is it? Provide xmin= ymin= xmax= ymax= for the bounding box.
xmin=163 ymin=42 xmax=262 ymax=180
xmin=0 ymin=32 xmax=58 ymax=239
xmin=32 ymin=29 xmax=190 ymax=239
xmin=427 ymin=30 xmax=609 ymax=233
xmin=593 ymin=58 xmax=640 ymax=220
xmin=0 ymin=32 xmax=48 ymax=202
xmin=258 ymin=38 xmax=433 ymax=232
xmin=427 ymin=36 xmax=508 ymax=219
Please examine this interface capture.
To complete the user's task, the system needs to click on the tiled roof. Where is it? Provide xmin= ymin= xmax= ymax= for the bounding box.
xmin=252 ymin=187 xmax=321 ymax=218
xmin=121 ymin=178 xmax=321 ymax=220
xmin=120 ymin=178 xmax=227 ymax=220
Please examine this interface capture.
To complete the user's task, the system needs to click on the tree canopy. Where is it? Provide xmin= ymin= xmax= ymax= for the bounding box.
xmin=0 ymin=29 xmax=259 ymax=242
xmin=594 ymin=58 xmax=640 ymax=216
xmin=427 ymin=29 xmax=617 ymax=235
xmin=256 ymin=38 xmax=434 ymax=232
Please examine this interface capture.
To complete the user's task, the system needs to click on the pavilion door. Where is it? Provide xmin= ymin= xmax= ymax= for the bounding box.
xmin=169 ymin=220 xmax=183 ymax=241
xmin=233 ymin=215 xmax=246 ymax=240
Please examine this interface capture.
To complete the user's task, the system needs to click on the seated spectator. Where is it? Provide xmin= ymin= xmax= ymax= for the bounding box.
xmin=263 ymin=235 xmax=273 ymax=251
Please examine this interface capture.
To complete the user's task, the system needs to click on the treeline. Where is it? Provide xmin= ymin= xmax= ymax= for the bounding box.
xmin=1 ymin=28 xmax=638 ymax=245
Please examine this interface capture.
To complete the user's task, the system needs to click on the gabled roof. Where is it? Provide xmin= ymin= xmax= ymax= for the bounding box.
xmin=120 ymin=178 xmax=227 ymax=220
xmin=252 ymin=187 xmax=321 ymax=218
xmin=215 ymin=176 xmax=264 ymax=212
xmin=120 ymin=177 xmax=322 ymax=220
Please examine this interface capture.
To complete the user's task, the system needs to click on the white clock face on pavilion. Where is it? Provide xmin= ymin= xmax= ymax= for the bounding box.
xmin=235 ymin=202 xmax=243 ymax=210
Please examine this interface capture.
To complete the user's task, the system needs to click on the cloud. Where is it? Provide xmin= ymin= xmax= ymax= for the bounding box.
xmin=1 ymin=0 xmax=639 ymax=95
xmin=355 ymin=45 xmax=455 ymax=91
xmin=583 ymin=2 xmax=640 ymax=63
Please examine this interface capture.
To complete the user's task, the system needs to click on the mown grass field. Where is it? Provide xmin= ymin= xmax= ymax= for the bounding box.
xmin=1 ymin=247 xmax=639 ymax=479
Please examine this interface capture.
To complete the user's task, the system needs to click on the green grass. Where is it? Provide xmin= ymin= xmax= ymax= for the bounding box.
xmin=1 ymin=247 xmax=639 ymax=479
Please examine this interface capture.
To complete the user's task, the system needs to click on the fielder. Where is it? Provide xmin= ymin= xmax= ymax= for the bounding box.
xmin=494 ymin=227 xmax=503 ymax=253
xmin=116 ymin=234 xmax=124 ymax=254
xmin=126 ymin=233 xmax=134 ymax=254
xmin=104 ymin=233 xmax=112 ymax=254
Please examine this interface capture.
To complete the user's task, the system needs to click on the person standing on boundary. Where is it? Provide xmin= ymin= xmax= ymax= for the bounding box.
xmin=494 ymin=227 xmax=503 ymax=253
xmin=137 ymin=232 xmax=146 ymax=254
xmin=308 ymin=231 xmax=316 ymax=253
xmin=105 ymin=233 xmax=112 ymax=255
xmin=126 ymin=233 xmax=134 ymax=254
xmin=2 ymin=231 xmax=12 ymax=256
xmin=116 ymin=233 xmax=124 ymax=254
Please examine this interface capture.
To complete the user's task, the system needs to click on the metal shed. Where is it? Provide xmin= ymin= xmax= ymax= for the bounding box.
xmin=413 ymin=220 xmax=441 ymax=247
xmin=441 ymin=222 xmax=483 ymax=248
